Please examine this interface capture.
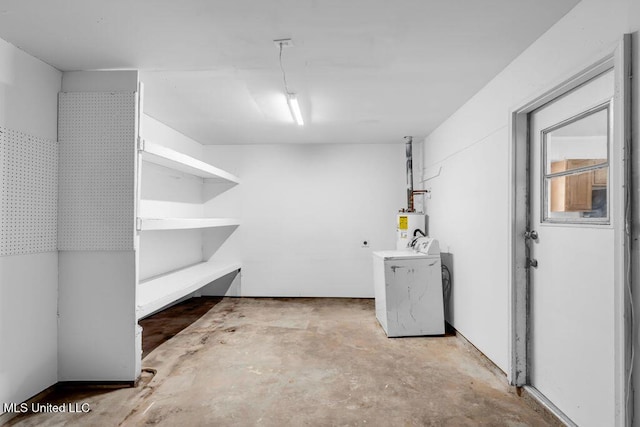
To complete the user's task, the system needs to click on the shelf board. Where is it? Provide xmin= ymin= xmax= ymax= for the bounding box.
xmin=137 ymin=217 xmax=240 ymax=231
xmin=137 ymin=261 xmax=241 ymax=320
xmin=140 ymin=139 xmax=240 ymax=184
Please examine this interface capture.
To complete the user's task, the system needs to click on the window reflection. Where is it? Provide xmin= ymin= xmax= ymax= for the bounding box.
xmin=543 ymin=104 xmax=609 ymax=223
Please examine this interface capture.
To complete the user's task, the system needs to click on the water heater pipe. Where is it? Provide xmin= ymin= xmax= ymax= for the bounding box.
xmin=405 ymin=136 xmax=413 ymax=211
xmin=409 ymin=189 xmax=430 ymax=212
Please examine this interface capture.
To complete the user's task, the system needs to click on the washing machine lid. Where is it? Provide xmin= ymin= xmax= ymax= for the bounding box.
xmin=373 ymin=237 xmax=441 ymax=260
xmin=373 ymin=249 xmax=432 ymax=260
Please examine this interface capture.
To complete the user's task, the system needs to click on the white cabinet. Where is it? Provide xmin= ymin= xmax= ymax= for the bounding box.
xmin=57 ymin=70 xmax=240 ymax=382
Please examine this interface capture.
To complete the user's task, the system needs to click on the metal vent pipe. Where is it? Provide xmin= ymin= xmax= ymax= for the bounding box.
xmin=405 ymin=136 xmax=413 ymax=211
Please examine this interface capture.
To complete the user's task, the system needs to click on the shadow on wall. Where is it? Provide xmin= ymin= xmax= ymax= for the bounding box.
xmin=203 ymin=225 xmax=239 ymax=260
xmin=203 ymin=181 xmax=238 ymax=201
xmin=200 ymin=270 xmax=241 ymax=297
xmin=441 ymin=252 xmax=453 ymax=323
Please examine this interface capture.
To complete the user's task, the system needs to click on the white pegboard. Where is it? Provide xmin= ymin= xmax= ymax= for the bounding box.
xmin=0 ymin=127 xmax=58 ymax=256
xmin=58 ymin=92 xmax=136 ymax=251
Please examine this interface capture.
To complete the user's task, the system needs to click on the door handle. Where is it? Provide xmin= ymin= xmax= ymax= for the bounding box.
xmin=524 ymin=230 xmax=539 ymax=241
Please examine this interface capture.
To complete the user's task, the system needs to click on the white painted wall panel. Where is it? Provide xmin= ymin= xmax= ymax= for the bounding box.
xmin=61 ymin=70 xmax=138 ymax=93
xmin=0 ymin=37 xmax=60 ymax=412
xmin=58 ymin=251 xmax=138 ymax=381
xmin=138 ymin=229 xmax=204 ymax=281
xmin=139 ymin=162 xmax=205 ymax=218
xmin=423 ymin=129 xmax=510 ymax=369
xmin=0 ymin=253 xmax=58 ymax=409
xmin=419 ymin=0 xmax=636 ymax=378
xmin=203 ymin=144 xmax=405 ymax=297
xmin=0 ymin=38 xmax=60 ymax=139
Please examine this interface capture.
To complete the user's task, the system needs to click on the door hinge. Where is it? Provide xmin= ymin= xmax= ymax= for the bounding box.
xmin=137 ymin=137 xmax=145 ymax=151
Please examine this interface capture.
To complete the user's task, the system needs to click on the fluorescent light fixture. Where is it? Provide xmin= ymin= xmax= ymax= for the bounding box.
xmin=287 ymin=93 xmax=304 ymax=126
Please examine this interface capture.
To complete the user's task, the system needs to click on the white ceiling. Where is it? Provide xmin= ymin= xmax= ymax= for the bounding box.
xmin=0 ymin=0 xmax=580 ymax=145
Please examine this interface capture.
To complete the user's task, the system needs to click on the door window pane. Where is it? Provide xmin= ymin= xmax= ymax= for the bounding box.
xmin=542 ymin=104 xmax=610 ymax=223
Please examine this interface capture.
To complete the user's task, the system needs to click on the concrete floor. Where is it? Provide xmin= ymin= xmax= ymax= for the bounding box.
xmin=4 ymin=297 xmax=559 ymax=426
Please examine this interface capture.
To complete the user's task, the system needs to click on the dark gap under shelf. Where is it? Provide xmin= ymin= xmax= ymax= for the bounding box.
xmin=139 ymin=296 xmax=223 ymax=358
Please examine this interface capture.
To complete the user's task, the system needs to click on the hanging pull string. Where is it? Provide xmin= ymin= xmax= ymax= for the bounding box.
xmin=279 ymin=42 xmax=291 ymax=95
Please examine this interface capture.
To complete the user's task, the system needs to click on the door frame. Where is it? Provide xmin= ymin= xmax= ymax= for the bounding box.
xmin=508 ymin=35 xmax=632 ymax=425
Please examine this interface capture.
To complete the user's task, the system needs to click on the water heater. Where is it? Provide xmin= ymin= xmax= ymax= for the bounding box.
xmin=396 ymin=213 xmax=426 ymax=250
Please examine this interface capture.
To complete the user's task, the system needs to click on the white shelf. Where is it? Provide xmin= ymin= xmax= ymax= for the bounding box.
xmin=139 ymin=139 xmax=240 ymax=184
xmin=137 ymin=217 xmax=240 ymax=231
xmin=137 ymin=261 xmax=242 ymax=320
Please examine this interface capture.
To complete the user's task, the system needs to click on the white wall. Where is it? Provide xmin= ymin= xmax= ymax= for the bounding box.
xmin=0 ymin=38 xmax=61 ymax=409
xmin=203 ymin=143 xmax=406 ymax=297
xmin=419 ymin=0 xmax=637 ymax=375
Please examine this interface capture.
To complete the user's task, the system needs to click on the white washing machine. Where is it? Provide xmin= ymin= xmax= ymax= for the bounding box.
xmin=373 ymin=237 xmax=444 ymax=337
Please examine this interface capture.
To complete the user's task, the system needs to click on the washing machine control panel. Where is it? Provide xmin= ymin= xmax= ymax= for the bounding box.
xmin=413 ymin=237 xmax=440 ymax=256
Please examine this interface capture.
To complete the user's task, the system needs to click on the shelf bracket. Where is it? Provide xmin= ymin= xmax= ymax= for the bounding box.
xmin=136 ymin=217 xmax=142 ymax=231
xmin=137 ymin=137 xmax=145 ymax=152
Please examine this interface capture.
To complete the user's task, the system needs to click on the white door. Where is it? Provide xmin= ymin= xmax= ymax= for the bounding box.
xmin=528 ymin=69 xmax=615 ymax=426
